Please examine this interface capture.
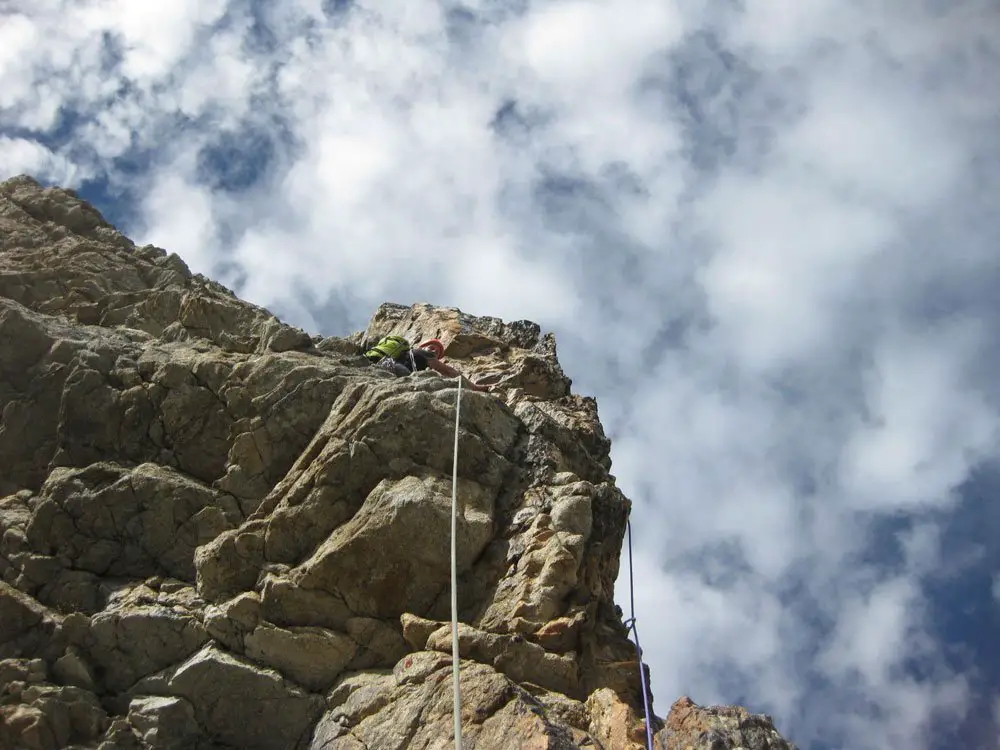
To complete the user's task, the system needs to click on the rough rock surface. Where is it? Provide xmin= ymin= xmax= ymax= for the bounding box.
xmin=656 ymin=697 xmax=797 ymax=750
xmin=0 ymin=175 xmax=796 ymax=749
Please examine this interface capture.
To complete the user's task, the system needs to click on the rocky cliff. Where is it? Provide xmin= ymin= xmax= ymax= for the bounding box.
xmin=0 ymin=175 xmax=795 ymax=750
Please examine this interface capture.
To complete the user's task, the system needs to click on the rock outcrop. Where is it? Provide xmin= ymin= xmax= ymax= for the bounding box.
xmin=656 ymin=697 xmax=796 ymax=750
xmin=0 ymin=175 xmax=796 ymax=749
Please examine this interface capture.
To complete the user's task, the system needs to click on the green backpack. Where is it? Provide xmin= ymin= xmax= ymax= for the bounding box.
xmin=365 ymin=335 xmax=411 ymax=362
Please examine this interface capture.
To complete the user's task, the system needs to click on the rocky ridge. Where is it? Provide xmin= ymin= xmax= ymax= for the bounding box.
xmin=0 ymin=175 xmax=796 ymax=749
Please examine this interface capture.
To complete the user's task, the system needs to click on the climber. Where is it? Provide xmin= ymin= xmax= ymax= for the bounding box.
xmin=364 ymin=335 xmax=492 ymax=392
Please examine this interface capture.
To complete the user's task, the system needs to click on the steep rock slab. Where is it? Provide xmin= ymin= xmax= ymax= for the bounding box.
xmin=0 ymin=297 xmax=150 ymax=494
xmin=1 ymin=177 xmax=358 ymax=510
xmin=0 ymin=658 xmax=108 ymax=750
xmin=0 ymin=175 xmax=313 ymax=355
xmin=243 ymin=622 xmax=358 ymax=692
xmin=196 ymin=377 xmax=521 ymax=605
xmin=3 ymin=462 xmax=240 ymax=614
xmin=0 ymin=175 xmax=800 ymax=750
xmin=311 ymin=651 xmax=654 ymax=750
xmin=82 ymin=582 xmax=210 ymax=693
xmin=27 ymin=463 xmax=240 ymax=581
xmin=0 ymin=294 xmax=356 ymax=500
xmin=310 ymin=653 xmax=583 ymax=750
xmin=121 ymin=695 xmax=203 ymax=750
xmin=156 ymin=644 xmax=324 ymax=750
xmin=0 ymin=293 xmax=353 ymax=506
xmin=195 ymin=303 xmax=643 ymax=712
xmin=360 ymin=301 xmax=573 ymax=401
xmin=292 ymin=474 xmax=496 ymax=620
xmin=0 ymin=582 xmax=65 ymax=663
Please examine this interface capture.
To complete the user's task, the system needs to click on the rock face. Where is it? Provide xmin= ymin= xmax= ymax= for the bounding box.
xmin=656 ymin=697 xmax=797 ymax=750
xmin=0 ymin=175 xmax=796 ymax=749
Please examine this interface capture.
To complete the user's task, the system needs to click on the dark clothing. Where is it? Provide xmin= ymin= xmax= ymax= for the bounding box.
xmin=405 ymin=347 xmax=436 ymax=372
xmin=374 ymin=347 xmax=437 ymax=377
xmin=396 ymin=349 xmax=437 ymax=372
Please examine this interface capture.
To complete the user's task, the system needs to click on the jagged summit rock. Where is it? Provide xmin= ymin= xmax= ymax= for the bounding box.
xmin=657 ymin=697 xmax=797 ymax=750
xmin=0 ymin=175 xmax=796 ymax=749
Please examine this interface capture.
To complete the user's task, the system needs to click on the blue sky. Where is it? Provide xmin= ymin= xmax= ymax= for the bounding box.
xmin=3 ymin=1 xmax=1000 ymax=748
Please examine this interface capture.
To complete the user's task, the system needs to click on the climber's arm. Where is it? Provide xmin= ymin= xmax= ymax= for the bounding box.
xmin=426 ymin=357 xmax=461 ymax=378
xmin=425 ymin=357 xmax=490 ymax=392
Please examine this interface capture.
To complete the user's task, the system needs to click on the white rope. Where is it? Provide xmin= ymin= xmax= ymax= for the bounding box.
xmin=451 ymin=376 xmax=463 ymax=749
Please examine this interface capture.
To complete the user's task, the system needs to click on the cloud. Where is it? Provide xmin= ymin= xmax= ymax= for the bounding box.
xmin=90 ymin=0 xmax=230 ymax=82
xmin=137 ymin=173 xmax=220 ymax=272
xmin=840 ymin=323 xmax=997 ymax=512
xmin=3 ymin=1 xmax=1000 ymax=749
xmin=695 ymin=172 xmax=894 ymax=369
xmin=0 ymin=137 xmax=80 ymax=186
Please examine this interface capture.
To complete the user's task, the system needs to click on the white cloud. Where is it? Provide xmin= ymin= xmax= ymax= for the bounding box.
xmin=697 ymin=172 xmax=894 ymax=370
xmin=0 ymin=137 xmax=80 ymax=186
xmin=3 ymin=1 xmax=1000 ymax=749
xmin=819 ymin=576 xmax=920 ymax=686
xmin=84 ymin=0 xmax=231 ymax=82
xmin=137 ymin=173 xmax=218 ymax=271
xmin=779 ymin=69 xmax=964 ymax=209
xmin=728 ymin=2 xmax=848 ymax=58
xmin=517 ymin=0 xmax=683 ymax=98
xmin=840 ymin=323 xmax=997 ymax=512
xmin=0 ymin=13 xmax=41 ymax=109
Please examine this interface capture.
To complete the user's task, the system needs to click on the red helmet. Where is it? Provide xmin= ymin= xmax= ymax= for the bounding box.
xmin=420 ymin=338 xmax=445 ymax=359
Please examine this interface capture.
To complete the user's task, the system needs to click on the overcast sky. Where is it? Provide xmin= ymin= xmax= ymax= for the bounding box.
xmin=3 ymin=1 xmax=1000 ymax=748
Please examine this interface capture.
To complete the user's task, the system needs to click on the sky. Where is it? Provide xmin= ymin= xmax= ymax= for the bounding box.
xmin=2 ymin=1 xmax=1000 ymax=748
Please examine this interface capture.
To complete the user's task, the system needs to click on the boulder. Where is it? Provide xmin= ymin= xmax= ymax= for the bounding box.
xmin=162 ymin=645 xmax=324 ymax=750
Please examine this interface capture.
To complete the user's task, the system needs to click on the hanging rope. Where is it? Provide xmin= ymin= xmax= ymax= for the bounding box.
xmin=450 ymin=376 xmax=464 ymax=749
xmin=626 ymin=519 xmax=655 ymax=750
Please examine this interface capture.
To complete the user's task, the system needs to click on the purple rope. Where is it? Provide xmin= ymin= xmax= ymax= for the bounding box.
xmin=627 ymin=520 xmax=656 ymax=750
